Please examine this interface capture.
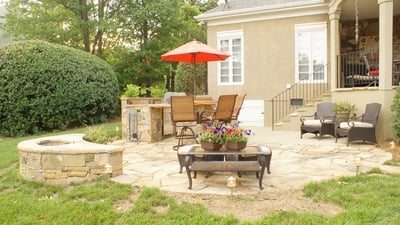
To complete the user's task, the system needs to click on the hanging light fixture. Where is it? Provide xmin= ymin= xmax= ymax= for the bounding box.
xmin=354 ymin=0 xmax=359 ymax=43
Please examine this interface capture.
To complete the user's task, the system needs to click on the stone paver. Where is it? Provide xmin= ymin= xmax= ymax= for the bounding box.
xmin=111 ymin=127 xmax=400 ymax=195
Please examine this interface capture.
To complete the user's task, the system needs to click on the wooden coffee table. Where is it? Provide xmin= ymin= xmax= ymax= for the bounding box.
xmin=183 ymin=145 xmax=272 ymax=190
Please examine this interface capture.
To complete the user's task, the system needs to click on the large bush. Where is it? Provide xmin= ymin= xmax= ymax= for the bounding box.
xmin=392 ymin=87 xmax=400 ymax=142
xmin=0 ymin=40 xmax=119 ymax=136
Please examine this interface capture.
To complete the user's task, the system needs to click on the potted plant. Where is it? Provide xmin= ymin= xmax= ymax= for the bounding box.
xmin=224 ymin=123 xmax=253 ymax=151
xmin=199 ymin=123 xmax=254 ymax=151
xmin=199 ymin=125 xmax=225 ymax=151
xmin=334 ymin=101 xmax=357 ymax=122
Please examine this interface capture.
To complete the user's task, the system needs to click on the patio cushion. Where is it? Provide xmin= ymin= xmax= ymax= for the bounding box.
xmin=303 ymin=119 xmax=334 ymax=126
xmin=339 ymin=121 xmax=373 ymax=129
xmin=368 ymin=70 xmax=379 ymax=76
xmin=177 ymin=144 xmax=199 ymax=155
xmin=303 ymin=120 xmax=322 ymax=126
xmin=260 ymin=145 xmax=272 ymax=155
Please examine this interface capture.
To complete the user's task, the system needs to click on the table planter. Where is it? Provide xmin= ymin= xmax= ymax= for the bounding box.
xmin=226 ymin=141 xmax=247 ymax=151
xmin=336 ymin=111 xmax=350 ymax=122
xmin=201 ymin=141 xmax=222 ymax=151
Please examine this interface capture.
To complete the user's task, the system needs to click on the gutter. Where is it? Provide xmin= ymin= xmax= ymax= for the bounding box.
xmin=196 ymin=1 xmax=328 ymax=26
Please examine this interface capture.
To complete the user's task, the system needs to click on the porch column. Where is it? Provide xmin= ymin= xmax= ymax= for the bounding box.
xmin=329 ymin=10 xmax=341 ymax=90
xmin=378 ymin=0 xmax=393 ymax=90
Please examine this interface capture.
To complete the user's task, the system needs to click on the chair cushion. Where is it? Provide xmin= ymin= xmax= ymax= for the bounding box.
xmin=240 ymin=145 xmax=272 ymax=158
xmin=303 ymin=120 xmax=322 ymax=126
xmin=339 ymin=121 xmax=373 ymax=129
xmin=368 ymin=70 xmax=379 ymax=76
xmin=178 ymin=144 xmax=200 ymax=155
xmin=260 ymin=145 xmax=272 ymax=155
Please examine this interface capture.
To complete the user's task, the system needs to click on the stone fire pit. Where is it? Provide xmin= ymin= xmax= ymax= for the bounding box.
xmin=18 ymin=134 xmax=124 ymax=185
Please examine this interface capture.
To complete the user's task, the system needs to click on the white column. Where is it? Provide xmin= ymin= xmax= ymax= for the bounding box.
xmin=378 ymin=0 xmax=393 ymax=90
xmin=329 ymin=10 xmax=341 ymax=90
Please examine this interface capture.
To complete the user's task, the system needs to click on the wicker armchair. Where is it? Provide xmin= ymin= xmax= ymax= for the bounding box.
xmin=335 ymin=103 xmax=381 ymax=146
xmin=300 ymin=102 xmax=336 ymax=139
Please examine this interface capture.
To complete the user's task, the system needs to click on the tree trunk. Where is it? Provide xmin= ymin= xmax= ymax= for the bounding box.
xmin=79 ymin=0 xmax=91 ymax=52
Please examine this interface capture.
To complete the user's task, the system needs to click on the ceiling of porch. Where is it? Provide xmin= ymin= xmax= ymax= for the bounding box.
xmin=340 ymin=0 xmax=400 ymax=21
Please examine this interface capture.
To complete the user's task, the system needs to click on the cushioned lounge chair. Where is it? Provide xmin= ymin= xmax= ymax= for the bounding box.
xmin=335 ymin=103 xmax=381 ymax=146
xmin=300 ymin=102 xmax=336 ymax=139
xmin=346 ymin=56 xmax=379 ymax=87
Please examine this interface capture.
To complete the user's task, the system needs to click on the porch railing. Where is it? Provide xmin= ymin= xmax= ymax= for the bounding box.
xmin=271 ymin=64 xmax=330 ymax=130
xmin=337 ymin=45 xmax=400 ymax=88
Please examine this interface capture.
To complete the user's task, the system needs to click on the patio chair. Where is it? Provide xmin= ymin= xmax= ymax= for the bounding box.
xmin=200 ymin=94 xmax=237 ymax=128
xmin=335 ymin=103 xmax=381 ymax=146
xmin=347 ymin=56 xmax=379 ymax=87
xmin=300 ymin=102 xmax=336 ymax=139
xmin=195 ymin=95 xmax=214 ymax=115
xmin=231 ymin=93 xmax=247 ymax=122
xmin=170 ymin=96 xmax=198 ymax=150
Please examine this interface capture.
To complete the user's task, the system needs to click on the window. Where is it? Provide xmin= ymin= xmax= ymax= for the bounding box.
xmin=217 ymin=30 xmax=244 ymax=85
xmin=295 ymin=22 xmax=327 ymax=83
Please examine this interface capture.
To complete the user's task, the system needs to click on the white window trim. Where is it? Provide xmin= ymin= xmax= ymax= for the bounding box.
xmin=217 ymin=30 xmax=244 ymax=85
xmin=294 ymin=22 xmax=327 ymax=83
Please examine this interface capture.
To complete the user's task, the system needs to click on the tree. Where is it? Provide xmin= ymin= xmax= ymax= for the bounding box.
xmin=109 ymin=0 xmax=211 ymax=92
xmin=1 ymin=0 xmax=127 ymax=56
xmin=1 ymin=0 xmax=219 ymax=93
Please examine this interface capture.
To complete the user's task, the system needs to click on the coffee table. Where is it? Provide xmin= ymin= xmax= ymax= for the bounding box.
xmin=183 ymin=145 xmax=271 ymax=190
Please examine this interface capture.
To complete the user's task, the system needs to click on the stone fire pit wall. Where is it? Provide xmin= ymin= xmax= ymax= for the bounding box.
xmin=18 ymin=134 xmax=124 ymax=185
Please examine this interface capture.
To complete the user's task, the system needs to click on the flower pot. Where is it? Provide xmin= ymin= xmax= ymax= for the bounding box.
xmin=226 ymin=141 xmax=247 ymax=151
xmin=336 ymin=111 xmax=350 ymax=122
xmin=201 ymin=141 xmax=222 ymax=151
xmin=392 ymin=146 xmax=400 ymax=161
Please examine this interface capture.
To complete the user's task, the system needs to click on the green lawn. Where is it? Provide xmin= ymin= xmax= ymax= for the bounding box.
xmin=1 ymin=123 xmax=400 ymax=224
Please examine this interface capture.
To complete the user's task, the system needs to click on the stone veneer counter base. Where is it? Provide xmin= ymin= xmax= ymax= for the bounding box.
xmin=18 ymin=134 xmax=124 ymax=185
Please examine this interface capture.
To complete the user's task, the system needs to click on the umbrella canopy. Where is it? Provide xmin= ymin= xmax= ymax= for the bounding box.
xmin=161 ymin=40 xmax=230 ymax=95
xmin=161 ymin=40 xmax=230 ymax=63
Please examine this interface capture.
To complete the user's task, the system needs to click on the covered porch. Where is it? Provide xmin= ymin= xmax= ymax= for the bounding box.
xmin=328 ymin=0 xmax=399 ymax=141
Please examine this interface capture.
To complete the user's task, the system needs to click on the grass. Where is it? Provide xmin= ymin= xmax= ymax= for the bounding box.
xmin=384 ymin=160 xmax=400 ymax=166
xmin=1 ymin=122 xmax=400 ymax=224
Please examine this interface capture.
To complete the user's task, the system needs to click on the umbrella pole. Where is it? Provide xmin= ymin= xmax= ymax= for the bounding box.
xmin=193 ymin=63 xmax=196 ymax=96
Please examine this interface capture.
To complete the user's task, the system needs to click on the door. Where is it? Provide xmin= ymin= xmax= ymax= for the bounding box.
xmin=237 ymin=100 xmax=264 ymax=126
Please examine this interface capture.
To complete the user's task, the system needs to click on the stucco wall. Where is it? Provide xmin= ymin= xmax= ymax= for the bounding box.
xmin=206 ymin=14 xmax=329 ymax=126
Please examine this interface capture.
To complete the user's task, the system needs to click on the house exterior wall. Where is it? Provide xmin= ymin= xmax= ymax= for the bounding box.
xmin=199 ymin=0 xmax=397 ymax=141
xmin=206 ymin=14 xmax=329 ymax=126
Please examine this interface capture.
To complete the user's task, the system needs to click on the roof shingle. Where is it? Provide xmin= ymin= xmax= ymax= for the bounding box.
xmin=204 ymin=0 xmax=323 ymax=14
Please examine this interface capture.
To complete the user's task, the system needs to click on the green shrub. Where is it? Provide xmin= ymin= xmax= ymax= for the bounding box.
xmin=83 ymin=125 xmax=121 ymax=144
xmin=149 ymin=86 xmax=166 ymax=97
xmin=391 ymin=87 xmax=400 ymax=142
xmin=0 ymin=40 xmax=119 ymax=136
xmin=122 ymin=84 xmax=141 ymax=97
xmin=122 ymin=84 xmax=166 ymax=98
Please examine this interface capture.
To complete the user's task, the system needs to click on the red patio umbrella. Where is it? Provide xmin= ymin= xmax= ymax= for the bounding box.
xmin=161 ymin=40 xmax=230 ymax=95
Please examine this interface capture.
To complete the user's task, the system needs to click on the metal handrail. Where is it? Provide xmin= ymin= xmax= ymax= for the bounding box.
xmin=271 ymin=64 xmax=330 ymax=130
